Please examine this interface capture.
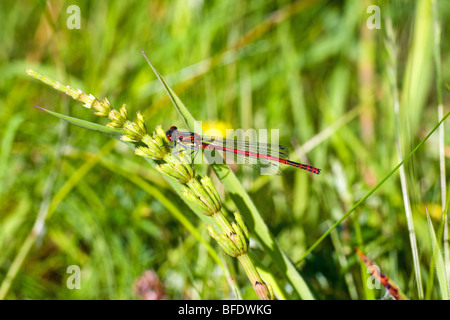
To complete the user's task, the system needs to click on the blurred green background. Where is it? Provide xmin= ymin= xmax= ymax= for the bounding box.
xmin=0 ymin=0 xmax=449 ymax=300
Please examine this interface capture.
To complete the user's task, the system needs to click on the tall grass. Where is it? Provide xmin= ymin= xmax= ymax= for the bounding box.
xmin=0 ymin=0 xmax=449 ymax=300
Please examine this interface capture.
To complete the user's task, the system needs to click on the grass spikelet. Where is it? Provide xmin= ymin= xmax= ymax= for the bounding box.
xmin=25 ymin=68 xmax=274 ymax=300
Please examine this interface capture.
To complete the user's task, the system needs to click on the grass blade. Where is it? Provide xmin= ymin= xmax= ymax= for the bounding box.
xmin=432 ymin=0 xmax=449 ymax=296
xmin=34 ymin=106 xmax=124 ymax=140
xmin=426 ymin=206 xmax=449 ymax=300
xmin=386 ymin=18 xmax=423 ymax=299
xmin=0 ymin=114 xmax=24 ymax=197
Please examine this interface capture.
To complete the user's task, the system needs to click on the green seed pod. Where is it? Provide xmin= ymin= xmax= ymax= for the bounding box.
xmin=135 ymin=145 xmax=164 ymax=161
xmin=153 ymin=125 xmax=169 ymax=146
xmin=80 ymin=93 xmax=97 ymax=109
xmin=182 ymin=186 xmax=211 ymax=214
xmin=122 ymin=118 xmax=147 ymax=143
xmin=135 ymin=112 xmax=147 ymax=135
xmin=206 ymin=214 xmax=249 ymax=258
xmin=206 ymin=225 xmax=218 ymax=239
xmin=107 ymin=104 xmax=128 ymax=128
xmin=185 ymin=177 xmax=221 ymax=216
xmin=155 ymin=154 xmax=194 ymax=184
xmin=200 ymin=176 xmax=221 ymax=211
xmin=231 ymin=220 xmax=248 ymax=255
xmin=234 ymin=212 xmax=249 ymax=239
xmin=207 ymin=226 xmax=236 ymax=256
xmin=136 ymin=133 xmax=168 ymax=160
xmin=92 ymin=98 xmax=112 ymax=117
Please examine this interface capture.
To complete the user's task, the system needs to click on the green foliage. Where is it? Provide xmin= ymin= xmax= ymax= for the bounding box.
xmin=426 ymin=206 xmax=449 ymax=300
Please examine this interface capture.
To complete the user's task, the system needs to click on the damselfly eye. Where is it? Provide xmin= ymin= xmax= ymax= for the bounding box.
xmin=166 ymin=126 xmax=178 ymax=141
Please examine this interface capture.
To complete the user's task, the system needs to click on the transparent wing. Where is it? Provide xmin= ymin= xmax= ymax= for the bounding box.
xmin=201 ymin=146 xmax=283 ymax=175
xmin=174 ymin=131 xmax=286 ymax=175
xmin=201 ymin=135 xmax=290 ymax=160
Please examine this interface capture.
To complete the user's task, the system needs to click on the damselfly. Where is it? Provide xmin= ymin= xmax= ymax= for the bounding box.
xmin=166 ymin=126 xmax=321 ymax=175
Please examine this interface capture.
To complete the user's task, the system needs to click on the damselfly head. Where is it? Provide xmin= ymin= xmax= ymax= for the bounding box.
xmin=166 ymin=126 xmax=179 ymax=142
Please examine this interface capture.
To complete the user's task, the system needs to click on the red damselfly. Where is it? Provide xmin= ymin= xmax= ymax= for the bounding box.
xmin=165 ymin=126 xmax=321 ymax=175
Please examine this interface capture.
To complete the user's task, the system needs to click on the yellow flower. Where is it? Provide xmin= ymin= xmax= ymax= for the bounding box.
xmin=202 ymin=120 xmax=232 ymax=139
